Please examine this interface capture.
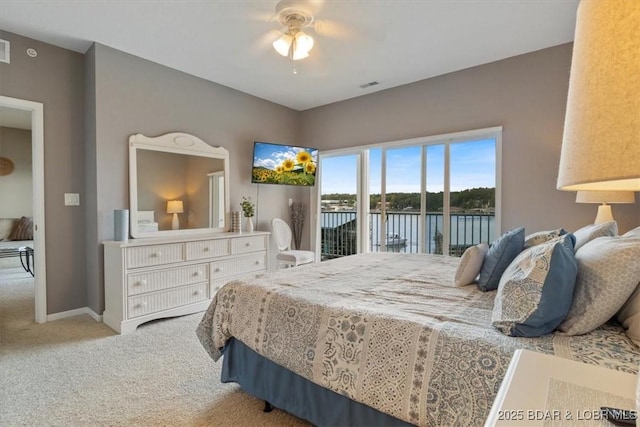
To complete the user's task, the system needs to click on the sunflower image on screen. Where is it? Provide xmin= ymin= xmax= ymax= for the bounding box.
xmin=251 ymin=141 xmax=319 ymax=186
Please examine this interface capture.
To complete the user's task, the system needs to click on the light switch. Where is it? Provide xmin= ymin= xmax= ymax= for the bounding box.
xmin=64 ymin=193 xmax=80 ymax=206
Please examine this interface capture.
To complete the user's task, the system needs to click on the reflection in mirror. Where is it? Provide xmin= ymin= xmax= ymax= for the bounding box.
xmin=209 ymin=172 xmax=225 ymax=228
xmin=129 ymin=132 xmax=230 ymax=238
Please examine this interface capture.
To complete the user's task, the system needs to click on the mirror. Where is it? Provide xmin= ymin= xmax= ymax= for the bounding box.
xmin=129 ymin=132 xmax=230 ymax=238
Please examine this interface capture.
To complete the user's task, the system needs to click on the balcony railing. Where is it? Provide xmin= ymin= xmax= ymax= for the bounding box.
xmin=321 ymin=210 xmax=495 ymax=260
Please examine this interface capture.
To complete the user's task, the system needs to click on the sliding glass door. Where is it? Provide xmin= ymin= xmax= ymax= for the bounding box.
xmin=319 ymin=153 xmax=360 ymax=259
xmin=317 ymin=128 xmax=501 ymax=260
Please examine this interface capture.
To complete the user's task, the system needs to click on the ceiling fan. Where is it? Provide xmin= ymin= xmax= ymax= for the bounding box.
xmin=271 ymin=0 xmax=317 ymax=61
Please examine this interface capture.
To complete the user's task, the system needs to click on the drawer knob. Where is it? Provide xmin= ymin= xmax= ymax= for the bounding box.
xmin=215 ymin=267 xmax=222 ymax=273
xmin=194 ymin=290 xmax=202 ymax=295
xmin=195 ymin=271 xmax=203 ymax=276
xmin=245 ymin=242 xmax=252 ymax=247
xmin=203 ymin=247 xmax=210 ymax=252
xmin=152 ymin=252 xmax=162 ymax=258
xmin=255 ymin=260 xmax=260 ymax=265
xmin=137 ymin=302 xmax=147 ymax=308
xmin=137 ymin=279 xmax=147 ymax=286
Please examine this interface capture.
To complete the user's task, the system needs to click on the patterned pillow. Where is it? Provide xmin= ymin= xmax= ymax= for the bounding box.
xmin=8 ymin=216 xmax=33 ymax=241
xmin=492 ymin=234 xmax=577 ymax=337
xmin=557 ymin=235 xmax=640 ymax=335
xmin=572 ymin=221 xmax=617 ymax=251
xmin=477 ymin=227 xmax=524 ymax=292
xmin=454 ymin=243 xmax=489 ymax=286
xmin=524 ymin=228 xmax=567 ymax=249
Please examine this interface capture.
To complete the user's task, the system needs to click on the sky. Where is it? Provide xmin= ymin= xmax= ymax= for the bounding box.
xmin=253 ymin=142 xmax=319 ymax=170
xmin=321 ymin=138 xmax=496 ymax=194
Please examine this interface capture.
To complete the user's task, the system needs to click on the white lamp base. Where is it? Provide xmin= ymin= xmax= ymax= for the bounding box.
xmin=171 ymin=213 xmax=180 ymax=230
xmin=594 ymin=204 xmax=614 ymax=224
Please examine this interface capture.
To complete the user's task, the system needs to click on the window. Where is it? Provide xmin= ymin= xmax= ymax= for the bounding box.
xmin=317 ymin=127 xmax=501 ymax=260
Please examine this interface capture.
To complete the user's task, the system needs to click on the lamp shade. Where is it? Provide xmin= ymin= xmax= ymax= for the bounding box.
xmin=167 ymin=200 xmax=183 ymax=214
xmin=273 ymin=34 xmax=293 ymax=57
xmin=557 ymin=0 xmax=640 ymax=191
xmin=575 ymin=191 xmax=636 ymax=204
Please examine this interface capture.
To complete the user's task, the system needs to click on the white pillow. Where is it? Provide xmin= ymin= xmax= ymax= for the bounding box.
xmin=572 ymin=221 xmax=617 ymax=251
xmin=557 ymin=235 xmax=640 ymax=335
xmin=623 ymin=226 xmax=640 ymax=238
xmin=454 ymin=243 xmax=489 ymax=286
xmin=0 ymin=218 xmax=15 ymax=240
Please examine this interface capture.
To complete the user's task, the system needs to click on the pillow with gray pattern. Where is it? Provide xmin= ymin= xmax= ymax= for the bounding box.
xmin=492 ymin=234 xmax=577 ymax=337
xmin=557 ymin=234 xmax=640 ymax=335
xmin=572 ymin=221 xmax=617 ymax=251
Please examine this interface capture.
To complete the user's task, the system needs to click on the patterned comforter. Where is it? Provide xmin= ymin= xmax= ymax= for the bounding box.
xmin=196 ymin=252 xmax=640 ymax=426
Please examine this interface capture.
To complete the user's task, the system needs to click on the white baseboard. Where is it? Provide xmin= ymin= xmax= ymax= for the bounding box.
xmin=47 ymin=307 xmax=103 ymax=323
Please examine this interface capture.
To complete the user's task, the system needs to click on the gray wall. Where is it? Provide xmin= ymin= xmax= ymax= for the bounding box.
xmin=86 ymin=43 xmax=302 ymax=314
xmin=0 ymin=31 xmax=87 ymax=314
xmin=0 ymin=127 xmax=32 ymax=218
xmin=300 ymin=43 xmax=639 ymax=235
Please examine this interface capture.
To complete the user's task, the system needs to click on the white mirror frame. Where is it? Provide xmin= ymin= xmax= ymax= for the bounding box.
xmin=129 ymin=132 xmax=230 ymax=238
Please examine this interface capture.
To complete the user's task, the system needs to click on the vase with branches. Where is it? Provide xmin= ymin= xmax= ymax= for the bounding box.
xmin=289 ymin=202 xmax=306 ymax=250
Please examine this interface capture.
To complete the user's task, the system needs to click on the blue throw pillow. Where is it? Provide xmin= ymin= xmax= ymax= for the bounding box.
xmin=477 ymin=227 xmax=525 ymax=292
xmin=492 ymin=234 xmax=577 ymax=337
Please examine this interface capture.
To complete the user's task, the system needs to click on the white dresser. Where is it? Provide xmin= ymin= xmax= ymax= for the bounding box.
xmin=103 ymin=231 xmax=269 ymax=334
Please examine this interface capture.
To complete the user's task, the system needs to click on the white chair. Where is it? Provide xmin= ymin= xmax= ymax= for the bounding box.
xmin=271 ymin=218 xmax=315 ymax=268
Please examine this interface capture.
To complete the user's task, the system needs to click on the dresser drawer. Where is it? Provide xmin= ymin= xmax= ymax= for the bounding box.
xmin=127 ymin=263 xmax=208 ymax=296
xmin=211 ymin=252 xmax=266 ymax=279
xmin=231 ymin=235 xmax=266 ymax=255
xmin=127 ymin=283 xmax=208 ymax=318
xmin=185 ymin=239 xmax=230 ymax=260
xmin=126 ymin=243 xmax=184 ymax=268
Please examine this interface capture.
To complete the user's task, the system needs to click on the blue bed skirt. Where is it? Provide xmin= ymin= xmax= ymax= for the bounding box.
xmin=221 ymin=338 xmax=414 ymax=427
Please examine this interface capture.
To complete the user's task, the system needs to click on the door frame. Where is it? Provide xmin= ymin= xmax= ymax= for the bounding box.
xmin=1 ymin=95 xmax=47 ymax=323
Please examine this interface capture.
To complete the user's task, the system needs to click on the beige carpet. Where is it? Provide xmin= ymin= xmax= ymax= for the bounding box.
xmin=0 ymin=263 xmax=310 ymax=427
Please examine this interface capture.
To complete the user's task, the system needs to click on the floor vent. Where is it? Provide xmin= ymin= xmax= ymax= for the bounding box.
xmin=0 ymin=39 xmax=10 ymax=64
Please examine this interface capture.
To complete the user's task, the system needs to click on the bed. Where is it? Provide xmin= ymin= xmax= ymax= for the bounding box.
xmin=196 ymin=252 xmax=640 ymax=426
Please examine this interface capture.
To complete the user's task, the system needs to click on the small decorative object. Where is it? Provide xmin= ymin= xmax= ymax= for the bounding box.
xmin=232 ymin=211 xmax=242 ymax=233
xmin=240 ymin=196 xmax=255 ymax=232
xmin=114 ymin=209 xmax=129 ymax=241
xmin=289 ymin=201 xmax=306 ymax=250
xmin=0 ymin=156 xmax=15 ymax=176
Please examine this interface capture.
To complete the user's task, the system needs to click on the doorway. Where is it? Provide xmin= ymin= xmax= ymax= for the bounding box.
xmin=0 ymin=95 xmax=47 ymax=323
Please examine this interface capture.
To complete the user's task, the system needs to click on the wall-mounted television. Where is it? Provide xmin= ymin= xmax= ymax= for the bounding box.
xmin=251 ymin=141 xmax=318 ymax=186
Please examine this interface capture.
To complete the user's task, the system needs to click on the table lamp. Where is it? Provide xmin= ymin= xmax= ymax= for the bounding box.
xmin=167 ymin=200 xmax=183 ymax=230
xmin=576 ymin=191 xmax=635 ymax=224
xmin=557 ymin=0 xmax=640 ymax=192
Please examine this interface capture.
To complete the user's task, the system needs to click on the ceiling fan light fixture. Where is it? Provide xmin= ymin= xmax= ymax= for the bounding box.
xmin=272 ymin=29 xmax=314 ymax=61
xmin=272 ymin=1 xmax=315 ymax=62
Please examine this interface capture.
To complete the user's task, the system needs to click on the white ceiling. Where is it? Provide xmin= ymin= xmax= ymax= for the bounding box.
xmin=0 ymin=0 xmax=580 ymax=111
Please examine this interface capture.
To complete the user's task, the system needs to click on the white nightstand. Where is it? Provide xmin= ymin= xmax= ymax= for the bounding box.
xmin=485 ymin=349 xmax=637 ymax=426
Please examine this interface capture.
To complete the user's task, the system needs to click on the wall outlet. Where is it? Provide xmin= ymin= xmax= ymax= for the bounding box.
xmin=64 ymin=193 xmax=80 ymax=206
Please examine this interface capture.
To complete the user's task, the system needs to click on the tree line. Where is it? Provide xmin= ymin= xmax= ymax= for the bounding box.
xmin=322 ymin=187 xmax=495 ymax=211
